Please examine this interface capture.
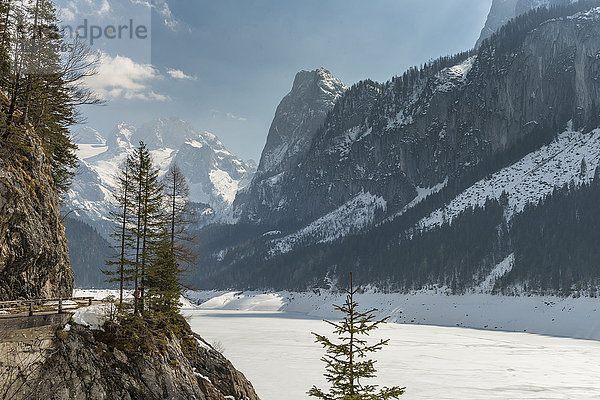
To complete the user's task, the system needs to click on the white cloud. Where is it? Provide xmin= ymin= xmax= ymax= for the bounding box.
xmin=60 ymin=0 xmax=111 ymax=21
xmin=84 ymin=52 xmax=169 ymax=102
xmin=154 ymin=0 xmax=179 ymax=31
xmin=167 ymin=68 xmax=197 ymax=81
xmin=131 ymin=0 xmax=182 ymax=31
xmin=125 ymin=90 xmax=171 ymax=102
xmin=210 ymin=109 xmax=247 ymax=121
xmin=226 ymin=112 xmax=247 ymax=121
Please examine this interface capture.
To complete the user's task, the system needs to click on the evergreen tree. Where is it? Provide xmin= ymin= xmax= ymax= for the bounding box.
xmin=162 ymin=163 xmax=196 ymax=264
xmin=0 ymin=0 xmax=100 ymax=195
xmin=140 ymin=163 xmax=195 ymax=316
xmin=103 ymin=150 xmax=190 ymax=318
xmin=129 ymin=141 xmax=163 ymax=314
xmin=145 ymin=226 xmax=185 ymax=315
xmin=309 ymin=273 xmax=405 ymax=400
xmin=103 ymin=160 xmax=136 ymax=307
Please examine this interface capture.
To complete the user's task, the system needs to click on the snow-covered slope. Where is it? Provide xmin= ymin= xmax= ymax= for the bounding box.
xmin=416 ymin=124 xmax=600 ymax=231
xmin=268 ymin=192 xmax=387 ymax=256
xmin=75 ymin=287 xmax=600 ymax=341
xmin=66 ymin=117 xmax=255 ymax=238
xmin=174 ymin=134 xmax=255 ymax=207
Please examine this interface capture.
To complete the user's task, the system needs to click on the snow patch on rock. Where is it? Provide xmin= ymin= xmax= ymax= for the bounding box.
xmin=72 ymin=304 xmax=116 ymax=330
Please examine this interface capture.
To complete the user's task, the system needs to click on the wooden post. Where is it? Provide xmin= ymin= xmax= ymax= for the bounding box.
xmin=28 ymin=302 xmax=33 ymax=316
xmin=58 ymin=298 xmax=62 ymax=314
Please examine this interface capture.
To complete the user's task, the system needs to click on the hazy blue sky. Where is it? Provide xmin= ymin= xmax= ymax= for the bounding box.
xmin=58 ymin=0 xmax=492 ymax=161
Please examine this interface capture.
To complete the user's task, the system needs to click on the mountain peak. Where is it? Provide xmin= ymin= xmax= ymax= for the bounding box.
xmin=291 ymin=68 xmax=346 ymax=97
xmin=233 ymin=68 xmax=347 ymax=222
xmin=71 ymin=127 xmax=105 ymax=145
xmin=257 ymin=68 xmax=346 ymax=175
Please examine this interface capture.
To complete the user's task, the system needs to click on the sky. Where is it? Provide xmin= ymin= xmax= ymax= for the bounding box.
xmin=56 ymin=0 xmax=493 ymax=161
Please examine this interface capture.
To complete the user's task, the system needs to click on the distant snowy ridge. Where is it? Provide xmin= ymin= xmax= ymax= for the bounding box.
xmin=66 ymin=118 xmax=255 ymax=238
xmin=416 ymin=125 xmax=600 ymax=231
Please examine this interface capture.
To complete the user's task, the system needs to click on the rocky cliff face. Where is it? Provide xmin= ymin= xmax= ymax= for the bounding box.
xmin=476 ymin=0 xmax=520 ymax=48
xmin=233 ymin=68 xmax=346 ymax=224
xmin=2 ymin=322 xmax=259 ymax=400
xmin=0 ymin=130 xmax=73 ymax=300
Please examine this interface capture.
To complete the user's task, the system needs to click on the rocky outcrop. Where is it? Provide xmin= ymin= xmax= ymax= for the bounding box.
xmin=2 ymin=322 xmax=259 ymax=400
xmin=0 ymin=129 xmax=73 ymax=300
xmin=233 ymin=68 xmax=346 ymax=225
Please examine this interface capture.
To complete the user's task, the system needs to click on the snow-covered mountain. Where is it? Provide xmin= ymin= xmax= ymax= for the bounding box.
xmin=190 ymin=3 xmax=600 ymax=292
xmin=416 ymin=123 xmax=600 ymax=231
xmin=66 ymin=118 xmax=256 ymax=238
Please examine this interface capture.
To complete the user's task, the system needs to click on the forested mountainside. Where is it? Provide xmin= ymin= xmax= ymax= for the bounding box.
xmin=63 ymin=218 xmax=115 ymax=289
xmin=190 ymin=2 xmax=600 ymax=294
xmin=236 ymin=2 xmax=600 ymax=230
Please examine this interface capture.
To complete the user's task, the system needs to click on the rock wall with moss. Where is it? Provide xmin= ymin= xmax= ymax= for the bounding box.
xmin=0 ymin=127 xmax=73 ymax=300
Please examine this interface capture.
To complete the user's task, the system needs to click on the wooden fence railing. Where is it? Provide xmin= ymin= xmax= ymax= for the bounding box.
xmin=0 ymin=297 xmax=94 ymax=316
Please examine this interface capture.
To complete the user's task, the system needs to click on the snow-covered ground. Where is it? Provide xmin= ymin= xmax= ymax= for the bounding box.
xmin=184 ymin=309 xmax=600 ymax=400
xmin=76 ymin=288 xmax=600 ymax=341
xmin=186 ymin=286 xmax=600 ymax=399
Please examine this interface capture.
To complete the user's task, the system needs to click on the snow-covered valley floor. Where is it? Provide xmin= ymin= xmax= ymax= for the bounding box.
xmin=184 ymin=309 xmax=600 ymax=400
xmin=75 ymin=289 xmax=600 ymax=398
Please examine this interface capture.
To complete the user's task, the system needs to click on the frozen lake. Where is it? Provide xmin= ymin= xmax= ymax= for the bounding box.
xmin=185 ymin=309 xmax=600 ymax=400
